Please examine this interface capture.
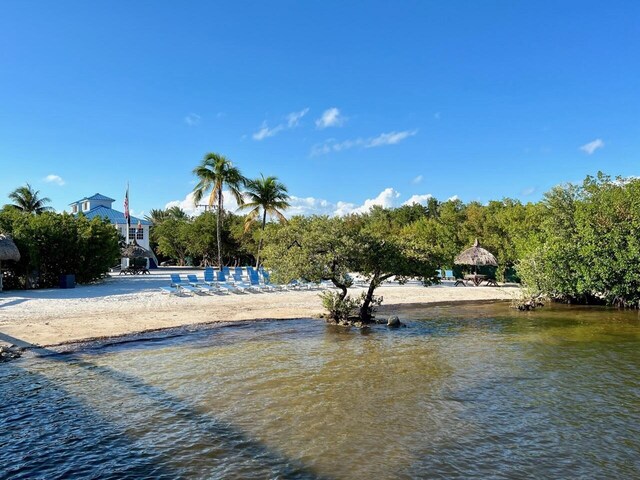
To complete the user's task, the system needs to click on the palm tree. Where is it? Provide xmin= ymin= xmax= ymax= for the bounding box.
xmin=192 ymin=153 xmax=246 ymax=267
xmin=7 ymin=183 xmax=53 ymax=214
xmin=144 ymin=206 xmax=188 ymax=225
xmin=240 ymin=174 xmax=290 ymax=267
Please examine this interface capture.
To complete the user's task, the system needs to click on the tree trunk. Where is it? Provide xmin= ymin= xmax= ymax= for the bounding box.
xmin=359 ymin=273 xmax=392 ymax=322
xmin=216 ymin=189 xmax=223 ymax=267
xmin=255 ymin=209 xmax=267 ymax=268
xmin=359 ymin=276 xmax=379 ymax=322
xmin=330 ymin=279 xmax=348 ymax=302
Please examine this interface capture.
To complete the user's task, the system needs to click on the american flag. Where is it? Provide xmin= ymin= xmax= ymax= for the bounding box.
xmin=124 ymin=185 xmax=130 ymax=229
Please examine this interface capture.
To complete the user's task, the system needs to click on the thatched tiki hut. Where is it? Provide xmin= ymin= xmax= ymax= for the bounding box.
xmin=0 ymin=234 xmax=21 ymax=292
xmin=454 ymin=238 xmax=498 ymax=274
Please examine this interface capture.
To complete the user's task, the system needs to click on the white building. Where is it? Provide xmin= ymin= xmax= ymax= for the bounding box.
xmin=70 ymin=193 xmax=156 ymax=268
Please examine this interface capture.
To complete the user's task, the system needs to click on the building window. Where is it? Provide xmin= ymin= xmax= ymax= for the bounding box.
xmin=129 ymin=227 xmax=144 ymax=240
xmin=83 ymin=201 xmax=89 ymax=211
xmin=72 ymin=205 xmax=78 ymax=213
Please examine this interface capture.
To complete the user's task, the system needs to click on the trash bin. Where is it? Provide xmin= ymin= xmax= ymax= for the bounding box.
xmin=59 ymin=274 xmax=76 ymax=289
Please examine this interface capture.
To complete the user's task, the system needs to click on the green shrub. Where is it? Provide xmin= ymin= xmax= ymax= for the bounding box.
xmin=0 ymin=211 xmax=120 ymax=289
xmin=319 ymin=291 xmax=359 ymax=322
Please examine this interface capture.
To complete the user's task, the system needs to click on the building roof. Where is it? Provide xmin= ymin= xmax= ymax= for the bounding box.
xmin=81 ymin=205 xmax=152 ymax=225
xmin=69 ymin=193 xmax=116 ymax=205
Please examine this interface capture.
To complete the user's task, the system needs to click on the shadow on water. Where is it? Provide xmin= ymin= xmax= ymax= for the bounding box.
xmin=0 ymin=332 xmax=327 ymax=480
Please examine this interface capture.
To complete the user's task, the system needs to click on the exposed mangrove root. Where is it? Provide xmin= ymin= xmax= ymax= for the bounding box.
xmin=512 ymin=294 xmax=545 ymax=311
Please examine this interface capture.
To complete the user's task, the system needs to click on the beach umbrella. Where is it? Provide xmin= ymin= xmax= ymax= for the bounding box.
xmin=0 ymin=234 xmax=21 ymax=292
xmin=454 ymin=239 xmax=498 ymax=273
xmin=121 ymin=240 xmax=153 ymax=258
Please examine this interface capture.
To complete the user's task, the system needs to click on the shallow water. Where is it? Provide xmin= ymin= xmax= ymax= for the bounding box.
xmin=2 ymin=302 xmax=640 ymax=479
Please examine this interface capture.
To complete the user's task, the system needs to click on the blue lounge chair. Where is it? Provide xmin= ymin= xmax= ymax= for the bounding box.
xmin=218 ymin=270 xmax=246 ymax=293
xmin=445 ymin=270 xmax=454 ymax=280
xmin=170 ymin=274 xmax=201 ymax=294
xmin=159 ymin=285 xmax=181 ymax=295
xmin=231 ymin=272 xmax=257 ymax=292
xmin=234 ymin=267 xmax=245 ymax=279
xmin=187 ymin=274 xmax=218 ymax=294
xmin=249 ymin=271 xmax=274 ymax=291
xmin=260 ymin=270 xmax=282 ymax=290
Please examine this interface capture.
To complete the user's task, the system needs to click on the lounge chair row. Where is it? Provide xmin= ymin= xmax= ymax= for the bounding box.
xmin=160 ymin=268 xmax=328 ymax=296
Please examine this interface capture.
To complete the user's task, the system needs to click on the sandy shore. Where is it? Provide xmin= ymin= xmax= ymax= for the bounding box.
xmin=0 ymin=268 xmax=520 ymax=348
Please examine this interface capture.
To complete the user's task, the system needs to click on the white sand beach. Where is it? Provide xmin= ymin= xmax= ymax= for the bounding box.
xmin=0 ymin=268 xmax=520 ymax=347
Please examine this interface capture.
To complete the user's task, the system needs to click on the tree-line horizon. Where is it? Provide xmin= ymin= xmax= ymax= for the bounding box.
xmin=2 ymin=157 xmax=639 ymax=313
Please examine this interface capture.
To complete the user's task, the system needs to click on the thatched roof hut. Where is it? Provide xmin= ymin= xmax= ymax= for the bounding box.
xmin=0 ymin=234 xmax=20 ymax=292
xmin=121 ymin=240 xmax=153 ymax=258
xmin=0 ymin=234 xmax=20 ymax=262
xmin=454 ymin=239 xmax=498 ymax=268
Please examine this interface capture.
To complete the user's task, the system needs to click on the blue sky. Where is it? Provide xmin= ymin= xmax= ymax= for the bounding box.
xmin=1 ymin=1 xmax=639 ymax=217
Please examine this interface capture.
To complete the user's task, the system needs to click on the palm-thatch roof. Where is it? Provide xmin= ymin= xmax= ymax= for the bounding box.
xmin=0 ymin=234 xmax=20 ymax=262
xmin=454 ymin=239 xmax=498 ymax=266
xmin=121 ymin=241 xmax=153 ymax=258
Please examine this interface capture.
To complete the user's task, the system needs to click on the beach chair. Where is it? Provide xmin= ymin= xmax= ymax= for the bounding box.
xmin=234 ymin=267 xmax=247 ymax=282
xmin=260 ymin=269 xmax=283 ymax=290
xmin=445 ymin=270 xmax=454 ymax=280
xmin=288 ymin=279 xmax=314 ymax=290
xmin=203 ymin=268 xmax=230 ymax=294
xmin=232 ymin=272 xmax=258 ymax=292
xmin=186 ymin=274 xmax=218 ymax=294
xmin=249 ymin=271 xmax=274 ymax=292
xmin=159 ymin=286 xmax=181 ymax=295
xmin=170 ymin=274 xmax=201 ymax=294
xmin=218 ymin=270 xmax=245 ymax=293
xmin=437 ymin=269 xmax=443 ymax=279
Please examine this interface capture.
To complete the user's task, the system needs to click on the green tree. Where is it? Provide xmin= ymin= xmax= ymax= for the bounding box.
xmin=7 ymin=183 xmax=53 ymax=214
xmin=192 ymin=153 xmax=246 ymax=267
xmin=144 ymin=206 xmax=188 ymax=225
xmin=239 ymin=174 xmax=290 ymax=267
xmin=0 ymin=211 xmax=119 ymax=289
xmin=263 ymin=214 xmax=440 ymax=323
xmin=154 ymin=217 xmax=192 ymax=266
xmin=517 ymin=173 xmax=640 ymax=307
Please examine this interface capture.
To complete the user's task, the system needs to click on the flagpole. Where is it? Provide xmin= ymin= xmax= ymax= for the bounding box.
xmin=125 ymin=182 xmax=130 ymax=245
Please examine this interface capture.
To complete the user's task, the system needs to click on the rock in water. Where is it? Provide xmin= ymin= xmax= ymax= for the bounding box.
xmin=387 ymin=315 xmax=401 ymax=327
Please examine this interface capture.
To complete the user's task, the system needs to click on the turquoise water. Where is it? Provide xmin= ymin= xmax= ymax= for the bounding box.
xmin=2 ymin=302 xmax=640 ymax=479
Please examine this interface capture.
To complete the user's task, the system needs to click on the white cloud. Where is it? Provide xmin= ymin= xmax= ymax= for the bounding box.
xmin=165 ymin=190 xmax=244 ymax=216
xmin=447 ymin=195 xmax=459 ymax=202
xmin=411 ymin=175 xmax=423 ymax=184
xmin=403 ymin=194 xmax=433 ymax=206
xmin=287 ymin=196 xmax=335 ymax=216
xmin=310 ymin=129 xmax=418 ymax=156
xmin=253 ymin=108 xmax=309 ymax=140
xmin=184 ymin=113 xmax=201 ymax=126
xmin=580 ymin=138 xmax=604 ymax=155
xmin=252 ymin=121 xmax=284 ymax=141
xmin=129 ymin=208 xmax=146 ymax=219
xmin=366 ymin=130 xmax=418 ymax=148
xmin=44 ymin=174 xmax=65 ymax=186
xmin=169 ymin=187 xmax=456 ymax=220
xmin=284 ymin=188 xmax=401 ymax=217
xmin=521 ymin=187 xmax=536 ymax=196
xmin=287 ymin=108 xmax=309 ymax=127
xmin=315 ymin=108 xmax=345 ymax=129
xmin=347 ymin=188 xmax=401 ymax=215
